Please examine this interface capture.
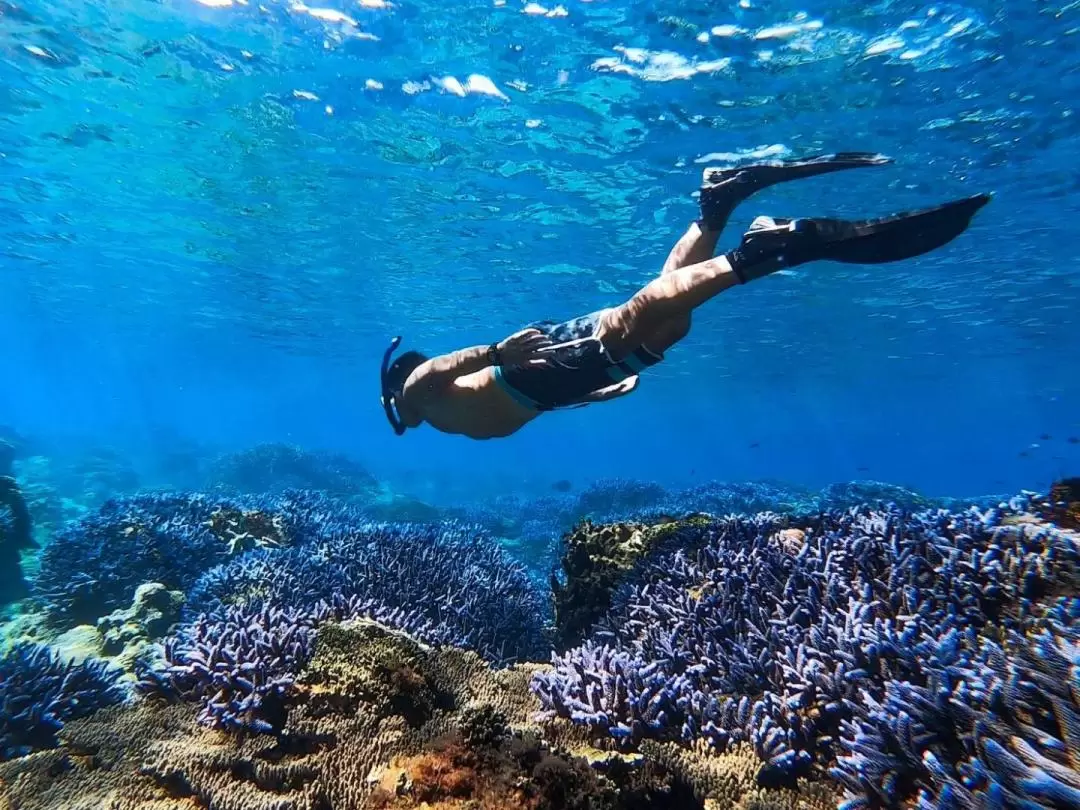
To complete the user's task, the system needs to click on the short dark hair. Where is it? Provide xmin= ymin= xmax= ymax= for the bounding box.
xmin=385 ymin=350 xmax=428 ymax=397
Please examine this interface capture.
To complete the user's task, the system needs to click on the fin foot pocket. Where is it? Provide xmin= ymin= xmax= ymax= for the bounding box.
xmin=728 ymin=193 xmax=992 ymax=283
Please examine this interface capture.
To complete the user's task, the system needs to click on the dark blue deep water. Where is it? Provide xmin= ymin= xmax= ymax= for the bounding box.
xmin=2 ymin=0 xmax=1079 ymax=500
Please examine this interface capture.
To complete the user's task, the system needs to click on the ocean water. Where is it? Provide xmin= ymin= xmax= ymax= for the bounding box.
xmin=1 ymin=0 xmax=1077 ymax=503
xmin=1 ymin=1 xmax=1080 ymax=804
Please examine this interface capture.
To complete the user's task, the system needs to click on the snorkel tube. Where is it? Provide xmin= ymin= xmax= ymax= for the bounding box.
xmin=380 ymin=336 xmax=407 ymax=436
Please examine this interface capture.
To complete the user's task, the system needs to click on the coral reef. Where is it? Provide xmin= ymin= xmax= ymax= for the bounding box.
xmin=2 ymin=479 xmax=1076 ymax=809
xmin=444 ymin=478 xmax=1005 ymax=578
xmin=64 ymin=445 xmax=141 ymax=505
xmin=204 ymin=442 xmax=378 ymax=500
xmin=0 ymin=477 xmax=33 ymax=554
xmin=98 ymin=581 xmax=186 ymax=667
xmin=138 ymin=601 xmax=327 ymax=734
xmin=0 ymin=641 xmax=125 ymax=761
xmin=0 ymin=474 xmax=34 ymax=605
xmin=0 ymin=618 xmax=833 ymax=810
xmin=183 ymin=520 xmax=551 ymax=665
xmin=8 ymin=454 xmax=84 ymax=549
xmin=577 ymin=479 xmax=671 ymax=520
xmin=550 ymin=517 xmax=712 ymax=650
xmin=532 ymin=501 xmax=1080 ymax=788
xmin=32 ymin=489 xmax=341 ymax=629
xmin=1037 ymin=477 xmax=1080 ymax=531
xmin=832 ymin=599 xmax=1080 ymax=808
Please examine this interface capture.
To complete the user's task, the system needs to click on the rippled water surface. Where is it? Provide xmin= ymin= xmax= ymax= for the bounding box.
xmin=2 ymin=0 xmax=1078 ymax=496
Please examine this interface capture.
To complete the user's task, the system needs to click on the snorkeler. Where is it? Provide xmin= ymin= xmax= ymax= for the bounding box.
xmin=380 ymin=153 xmax=991 ymax=440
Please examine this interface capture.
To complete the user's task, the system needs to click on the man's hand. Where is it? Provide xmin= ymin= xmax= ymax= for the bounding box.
xmin=497 ymin=328 xmax=554 ymax=367
xmin=577 ymin=375 xmax=639 ymax=403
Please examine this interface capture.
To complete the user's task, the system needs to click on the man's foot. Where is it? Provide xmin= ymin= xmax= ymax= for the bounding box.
xmin=726 ymin=193 xmax=992 ymax=284
xmin=698 ymin=152 xmax=892 ymax=229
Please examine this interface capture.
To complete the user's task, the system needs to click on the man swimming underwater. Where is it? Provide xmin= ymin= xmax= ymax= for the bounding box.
xmin=380 ymin=153 xmax=991 ymax=440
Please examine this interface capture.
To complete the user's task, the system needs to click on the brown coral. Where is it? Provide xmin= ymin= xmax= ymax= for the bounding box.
xmin=641 ymin=741 xmax=841 ymax=810
xmin=1037 ymin=477 xmax=1080 ymax=531
xmin=205 ymin=506 xmax=289 ymax=554
xmin=552 ymin=517 xmax=714 ymax=649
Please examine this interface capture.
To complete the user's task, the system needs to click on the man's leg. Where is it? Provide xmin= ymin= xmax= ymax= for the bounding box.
xmin=599 ymin=193 xmax=991 ymax=357
xmin=646 ymin=166 xmax=751 ymax=350
xmin=648 ymin=220 xmax=721 ymax=350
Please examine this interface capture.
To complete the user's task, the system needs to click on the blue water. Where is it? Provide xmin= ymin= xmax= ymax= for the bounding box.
xmin=2 ymin=0 xmax=1079 ymax=502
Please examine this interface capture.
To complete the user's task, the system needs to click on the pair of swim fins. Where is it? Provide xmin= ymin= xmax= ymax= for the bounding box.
xmin=698 ymin=152 xmax=992 ymax=283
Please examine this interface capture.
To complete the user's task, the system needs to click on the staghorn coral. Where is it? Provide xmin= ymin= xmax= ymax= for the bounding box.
xmin=184 ymin=520 xmax=551 ymax=665
xmin=32 ymin=489 xmax=347 ymax=628
xmin=831 ymin=597 xmax=1080 ymax=809
xmin=141 ymin=518 xmax=551 ymax=734
xmin=532 ymin=503 xmax=1080 ymax=786
xmin=0 ymin=641 xmax=125 ymax=761
xmin=137 ymin=601 xmax=328 ymax=734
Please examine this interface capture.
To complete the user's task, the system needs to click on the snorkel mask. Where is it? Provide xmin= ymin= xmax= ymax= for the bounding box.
xmin=380 ymin=336 xmax=407 ymax=436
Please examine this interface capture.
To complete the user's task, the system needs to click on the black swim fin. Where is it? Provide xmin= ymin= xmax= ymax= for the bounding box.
xmin=727 ymin=193 xmax=992 ymax=284
xmin=699 ymin=152 xmax=892 ymax=228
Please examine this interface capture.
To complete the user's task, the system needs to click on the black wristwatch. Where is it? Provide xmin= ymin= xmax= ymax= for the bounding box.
xmin=487 ymin=342 xmax=502 ymax=366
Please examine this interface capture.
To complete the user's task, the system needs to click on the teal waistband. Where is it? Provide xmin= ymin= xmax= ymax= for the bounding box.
xmin=492 ymin=364 xmax=543 ymax=411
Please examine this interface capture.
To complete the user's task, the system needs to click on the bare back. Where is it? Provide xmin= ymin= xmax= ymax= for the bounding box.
xmin=420 ymin=368 xmax=540 ymax=439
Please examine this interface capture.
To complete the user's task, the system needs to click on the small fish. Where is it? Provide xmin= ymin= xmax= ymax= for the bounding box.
xmin=1069 ymin=437 xmax=1079 ymax=445
xmin=1040 ymin=433 xmax=1052 ymax=441
xmin=749 ymin=441 xmax=760 ymax=449
xmin=1019 ymin=451 xmax=1030 ymax=458
xmin=857 ymin=466 xmax=871 ymax=473
xmin=551 ymin=479 xmax=572 ymax=493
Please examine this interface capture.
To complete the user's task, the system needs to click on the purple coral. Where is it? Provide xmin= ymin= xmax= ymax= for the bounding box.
xmin=137 ymin=592 xmax=454 ymax=734
xmin=33 ymin=489 xmax=358 ymax=628
xmin=832 ymin=598 xmax=1080 ymax=808
xmin=0 ymin=642 xmax=125 ymax=761
xmin=142 ymin=519 xmax=551 ymax=734
xmin=185 ymin=520 xmax=550 ymax=665
xmin=137 ymin=602 xmax=324 ymax=734
xmin=532 ymin=503 xmax=1080 ymax=786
